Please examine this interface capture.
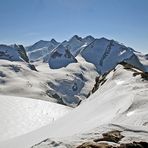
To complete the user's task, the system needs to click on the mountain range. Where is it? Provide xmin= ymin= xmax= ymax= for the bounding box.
xmin=0 ymin=35 xmax=148 ymax=148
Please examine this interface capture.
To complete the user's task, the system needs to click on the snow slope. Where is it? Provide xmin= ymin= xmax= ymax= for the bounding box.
xmin=0 ymin=95 xmax=71 ymax=142
xmin=0 ymin=58 xmax=98 ymax=107
xmin=0 ymin=44 xmax=36 ymax=72
xmin=26 ymin=35 xmax=95 ymax=63
xmin=38 ymin=56 xmax=98 ymax=106
xmin=80 ymin=38 xmax=146 ymax=74
xmin=25 ymin=36 xmax=146 ymax=74
xmin=27 ymin=39 xmax=59 ymax=62
xmin=0 ymin=45 xmax=22 ymax=61
xmin=0 ymin=64 xmax=148 ymax=148
xmin=0 ymin=36 xmax=148 ymax=148
xmin=61 ymin=35 xmax=94 ymax=56
xmin=135 ymin=52 xmax=148 ymax=72
xmin=28 ymin=47 xmax=50 ymax=62
xmin=48 ymin=44 xmax=77 ymax=69
xmin=26 ymin=39 xmax=59 ymax=52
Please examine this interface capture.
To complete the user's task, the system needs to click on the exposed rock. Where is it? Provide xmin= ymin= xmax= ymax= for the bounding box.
xmin=77 ymin=142 xmax=115 ymax=148
xmin=77 ymin=130 xmax=148 ymax=148
xmin=120 ymin=61 xmax=148 ymax=80
xmin=77 ymin=141 xmax=148 ymax=148
xmin=94 ymin=130 xmax=124 ymax=143
xmin=49 ymin=44 xmax=77 ymax=69
xmin=119 ymin=141 xmax=148 ymax=148
xmin=0 ymin=71 xmax=6 ymax=77
xmin=32 ymin=138 xmax=73 ymax=148
xmin=28 ymin=64 xmax=38 ymax=71
xmin=145 ymin=54 xmax=148 ymax=60
xmin=17 ymin=45 xmax=29 ymax=63
xmin=87 ymin=73 xmax=108 ymax=98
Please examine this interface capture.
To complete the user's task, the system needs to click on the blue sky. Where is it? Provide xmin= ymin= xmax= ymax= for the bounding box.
xmin=0 ymin=0 xmax=147 ymax=53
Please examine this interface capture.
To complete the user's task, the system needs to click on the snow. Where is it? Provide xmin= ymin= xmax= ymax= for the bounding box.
xmin=126 ymin=110 xmax=135 ymax=117
xmin=26 ymin=35 xmax=95 ymax=63
xmin=26 ymin=39 xmax=59 ymax=62
xmin=26 ymin=39 xmax=59 ymax=52
xmin=48 ymin=44 xmax=77 ymax=69
xmin=60 ymin=35 xmax=95 ymax=56
xmin=80 ymin=38 xmax=139 ymax=74
xmin=0 ymin=35 xmax=148 ymax=148
xmin=25 ymin=36 xmax=147 ymax=74
xmin=135 ymin=52 xmax=148 ymax=72
xmin=0 ymin=45 xmax=21 ymax=61
xmin=119 ymin=49 xmax=126 ymax=55
xmin=0 ymin=95 xmax=71 ymax=142
xmin=1 ymin=64 xmax=148 ymax=148
xmin=64 ymin=35 xmax=84 ymax=55
xmin=114 ymin=80 xmax=125 ymax=85
xmin=27 ymin=47 xmax=50 ymax=62
xmin=0 ymin=58 xmax=98 ymax=107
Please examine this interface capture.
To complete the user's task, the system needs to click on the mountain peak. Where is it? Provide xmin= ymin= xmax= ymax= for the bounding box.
xmin=84 ymin=35 xmax=94 ymax=40
xmin=48 ymin=43 xmax=77 ymax=69
xmin=69 ymin=35 xmax=83 ymax=42
xmin=99 ymin=37 xmax=110 ymax=42
xmin=38 ymin=40 xmax=49 ymax=43
xmin=83 ymin=35 xmax=95 ymax=44
xmin=50 ymin=38 xmax=58 ymax=45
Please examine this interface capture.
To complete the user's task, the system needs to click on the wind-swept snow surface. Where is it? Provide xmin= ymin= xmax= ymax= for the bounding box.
xmin=0 ymin=58 xmax=98 ymax=107
xmin=0 ymin=95 xmax=71 ymax=142
xmin=0 ymin=35 xmax=148 ymax=148
xmin=1 ymin=64 xmax=148 ymax=148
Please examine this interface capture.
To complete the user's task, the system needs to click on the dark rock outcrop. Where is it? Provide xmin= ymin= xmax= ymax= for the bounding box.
xmin=94 ymin=130 xmax=124 ymax=143
xmin=77 ymin=142 xmax=114 ymax=148
xmin=77 ymin=141 xmax=148 ymax=148
xmin=77 ymin=131 xmax=148 ymax=148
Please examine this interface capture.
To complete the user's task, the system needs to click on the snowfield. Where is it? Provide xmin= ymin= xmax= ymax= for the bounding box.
xmin=0 ymin=58 xmax=98 ymax=107
xmin=0 ymin=35 xmax=148 ymax=148
xmin=0 ymin=65 xmax=148 ymax=148
xmin=0 ymin=95 xmax=71 ymax=142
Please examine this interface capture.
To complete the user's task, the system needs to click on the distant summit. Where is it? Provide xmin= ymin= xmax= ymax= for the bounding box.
xmin=0 ymin=44 xmax=29 ymax=62
xmin=1 ymin=35 xmax=147 ymax=73
xmin=48 ymin=44 xmax=77 ymax=69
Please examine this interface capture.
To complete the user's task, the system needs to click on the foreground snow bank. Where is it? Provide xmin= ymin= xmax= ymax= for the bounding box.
xmin=0 ymin=95 xmax=71 ymax=142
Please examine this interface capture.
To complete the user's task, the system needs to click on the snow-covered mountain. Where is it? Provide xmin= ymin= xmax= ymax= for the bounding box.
xmin=26 ymin=39 xmax=59 ymax=62
xmin=29 ymin=64 xmax=148 ymax=148
xmin=0 ymin=44 xmax=31 ymax=63
xmin=80 ymin=38 xmax=146 ymax=74
xmin=25 ymin=36 xmax=147 ymax=74
xmin=61 ymin=35 xmax=95 ymax=56
xmin=26 ymin=39 xmax=59 ymax=52
xmin=26 ymin=35 xmax=95 ymax=63
xmin=48 ymin=44 xmax=77 ymax=69
xmin=1 ymin=63 xmax=148 ymax=148
xmin=0 ymin=36 xmax=147 ymax=106
xmin=0 ymin=44 xmax=38 ymax=72
xmin=0 ymin=44 xmax=23 ymax=61
xmin=11 ymin=44 xmax=30 ymax=63
xmin=0 ymin=56 xmax=98 ymax=107
xmin=0 ymin=35 xmax=148 ymax=148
